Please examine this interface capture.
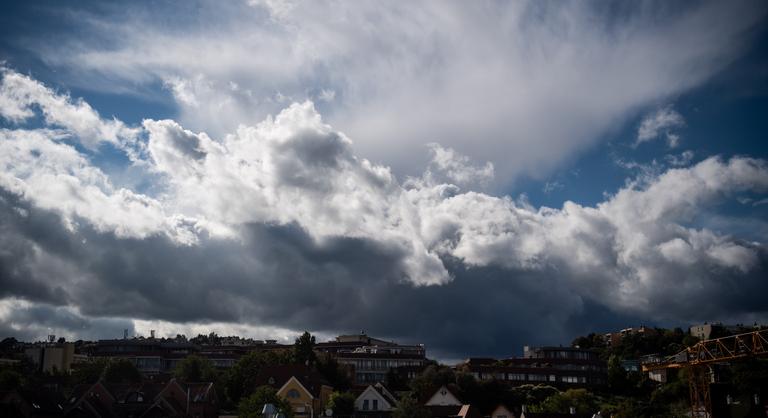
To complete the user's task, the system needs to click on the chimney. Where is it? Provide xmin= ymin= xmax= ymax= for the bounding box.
xmin=150 ymin=330 xmax=156 ymax=339
xmin=124 ymin=329 xmax=129 ymax=339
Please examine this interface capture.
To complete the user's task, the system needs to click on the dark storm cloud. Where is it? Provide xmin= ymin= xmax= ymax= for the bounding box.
xmin=3 ymin=186 xmax=766 ymax=358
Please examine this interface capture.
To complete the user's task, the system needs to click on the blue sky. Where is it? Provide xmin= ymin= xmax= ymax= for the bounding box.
xmin=0 ymin=0 xmax=767 ymax=359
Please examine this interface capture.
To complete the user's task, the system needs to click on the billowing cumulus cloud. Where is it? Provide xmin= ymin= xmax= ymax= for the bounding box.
xmin=0 ymin=68 xmax=766 ymax=356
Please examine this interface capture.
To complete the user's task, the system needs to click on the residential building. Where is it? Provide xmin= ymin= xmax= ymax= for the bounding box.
xmin=63 ymin=378 xmax=218 ymax=418
xmin=252 ymin=364 xmax=334 ymax=417
xmin=87 ymin=337 xmax=291 ymax=375
xmin=316 ymin=334 xmax=427 ymax=385
xmin=459 ymin=346 xmax=607 ymax=388
xmin=24 ymin=342 xmax=85 ymax=374
xmin=424 ymin=385 xmax=462 ymax=407
xmin=354 ymin=383 xmax=397 ymax=417
xmin=489 ymin=404 xmax=516 ymax=418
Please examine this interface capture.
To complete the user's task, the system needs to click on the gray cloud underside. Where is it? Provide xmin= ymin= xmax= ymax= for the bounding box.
xmin=1 ymin=66 xmax=768 ymax=357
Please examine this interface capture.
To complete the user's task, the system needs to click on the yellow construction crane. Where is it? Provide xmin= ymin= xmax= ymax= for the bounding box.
xmin=641 ymin=328 xmax=768 ymax=418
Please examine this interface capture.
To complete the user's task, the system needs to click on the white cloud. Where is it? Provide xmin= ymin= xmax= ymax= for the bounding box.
xmin=0 ymin=67 xmax=139 ymax=150
xmin=0 ymin=69 xmax=766 ymax=340
xmin=32 ymin=1 xmax=766 ymax=185
xmin=422 ymin=143 xmax=494 ymax=189
xmin=636 ymin=105 xmax=686 ymax=147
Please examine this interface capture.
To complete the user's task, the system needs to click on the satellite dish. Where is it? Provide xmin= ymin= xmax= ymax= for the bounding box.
xmin=325 ymin=409 xmax=333 ymax=417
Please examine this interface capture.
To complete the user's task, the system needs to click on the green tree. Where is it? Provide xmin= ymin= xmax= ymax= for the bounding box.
xmin=316 ymin=353 xmax=352 ymax=391
xmin=393 ymin=394 xmax=430 ymax=418
xmin=103 ymin=359 xmax=141 ymax=384
xmin=607 ymin=355 xmax=629 ymax=394
xmin=71 ymin=358 xmax=109 ymax=385
xmin=226 ymin=350 xmax=291 ymax=403
xmin=293 ymin=331 xmax=316 ymax=365
xmin=238 ymin=385 xmax=293 ymax=418
xmin=409 ymin=365 xmax=455 ymax=399
xmin=327 ymin=392 xmax=355 ymax=417
xmin=535 ymin=389 xmax=599 ymax=415
xmin=174 ymin=355 xmax=217 ymax=382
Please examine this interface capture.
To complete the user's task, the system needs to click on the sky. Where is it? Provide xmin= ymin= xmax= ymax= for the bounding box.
xmin=0 ymin=0 xmax=767 ymax=361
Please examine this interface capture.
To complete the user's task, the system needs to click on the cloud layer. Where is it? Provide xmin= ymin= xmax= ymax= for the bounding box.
xmin=28 ymin=0 xmax=767 ymax=185
xmin=1 ymin=67 xmax=767 ymax=356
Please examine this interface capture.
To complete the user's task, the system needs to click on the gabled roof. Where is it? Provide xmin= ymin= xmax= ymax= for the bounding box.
xmin=373 ymin=383 xmax=398 ymax=406
xmin=355 ymin=385 xmax=395 ymax=410
xmin=423 ymin=384 xmax=462 ymax=406
xmin=254 ymin=364 xmax=331 ymax=398
xmin=3 ymin=387 xmax=66 ymax=415
xmin=278 ymin=376 xmax=316 ymax=400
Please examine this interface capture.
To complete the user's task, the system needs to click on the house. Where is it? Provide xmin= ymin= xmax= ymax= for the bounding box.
xmin=354 ymin=383 xmax=397 ymax=415
xmin=489 ymin=404 xmax=516 ymax=418
xmin=253 ymin=365 xmax=333 ymax=417
xmin=63 ymin=378 xmax=218 ymax=418
xmin=424 ymin=385 xmax=462 ymax=407
xmin=0 ymin=388 xmax=66 ymax=418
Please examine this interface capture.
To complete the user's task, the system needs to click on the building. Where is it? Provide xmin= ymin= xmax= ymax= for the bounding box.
xmin=459 ymin=346 xmax=607 ymax=388
xmin=87 ymin=337 xmax=291 ymax=375
xmin=316 ymin=334 xmax=427 ymax=385
xmin=63 ymin=378 xmax=218 ymax=418
xmin=690 ymin=323 xmax=717 ymax=340
xmin=354 ymin=383 xmax=398 ymax=417
xmin=24 ymin=342 xmax=86 ymax=374
xmin=602 ymin=326 xmax=656 ymax=347
xmin=252 ymin=364 xmax=334 ymax=417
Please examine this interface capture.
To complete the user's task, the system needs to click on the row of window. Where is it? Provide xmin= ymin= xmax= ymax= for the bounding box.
xmin=340 ymin=359 xmax=422 ymax=371
xmin=472 ymin=372 xmax=588 ymax=384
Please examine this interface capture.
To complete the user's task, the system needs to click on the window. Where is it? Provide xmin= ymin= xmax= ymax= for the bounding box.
xmin=287 ymin=389 xmax=301 ymax=399
xmin=363 ymin=400 xmax=369 ymax=411
xmin=372 ymin=400 xmax=378 ymax=410
xmin=508 ymin=373 xmax=525 ymax=381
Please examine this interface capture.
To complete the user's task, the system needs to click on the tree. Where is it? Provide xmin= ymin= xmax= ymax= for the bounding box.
xmin=316 ymin=353 xmax=352 ymax=391
xmin=409 ymin=365 xmax=455 ymax=399
xmin=327 ymin=392 xmax=355 ymax=417
xmin=71 ymin=358 xmax=109 ymax=385
xmin=103 ymin=359 xmax=141 ymax=384
xmin=226 ymin=350 xmax=291 ymax=403
xmin=393 ymin=394 xmax=430 ymax=418
xmin=293 ymin=331 xmax=316 ymax=365
xmin=535 ymin=389 xmax=599 ymax=415
xmin=174 ymin=355 xmax=218 ymax=382
xmin=607 ymin=355 xmax=629 ymax=394
xmin=238 ymin=385 xmax=293 ymax=418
